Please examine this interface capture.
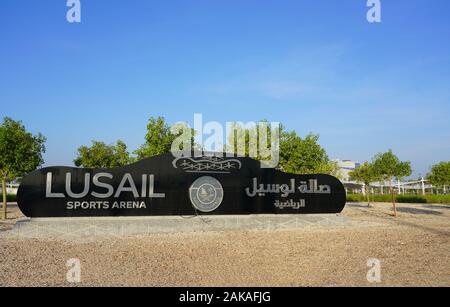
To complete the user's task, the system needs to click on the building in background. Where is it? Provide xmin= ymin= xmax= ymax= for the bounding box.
xmin=335 ymin=159 xmax=360 ymax=182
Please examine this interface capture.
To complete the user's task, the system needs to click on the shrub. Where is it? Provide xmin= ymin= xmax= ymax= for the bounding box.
xmin=424 ymin=194 xmax=450 ymax=204
xmin=396 ymin=195 xmax=427 ymax=203
xmin=0 ymin=194 xmax=16 ymax=202
xmin=346 ymin=194 xmax=450 ymax=204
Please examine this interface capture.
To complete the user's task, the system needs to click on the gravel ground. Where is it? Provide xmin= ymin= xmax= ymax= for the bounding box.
xmin=0 ymin=202 xmax=449 ymax=287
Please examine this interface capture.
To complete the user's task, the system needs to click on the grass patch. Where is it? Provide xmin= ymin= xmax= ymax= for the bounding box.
xmin=0 ymin=194 xmax=17 ymax=202
xmin=347 ymin=194 xmax=450 ymax=204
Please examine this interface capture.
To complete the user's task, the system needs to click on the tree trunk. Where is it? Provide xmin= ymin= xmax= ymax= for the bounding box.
xmin=390 ymin=180 xmax=397 ymax=217
xmin=1 ymin=178 xmax=7 ymax=220
xmin=366 ymin=183 xmax=371 ymax=207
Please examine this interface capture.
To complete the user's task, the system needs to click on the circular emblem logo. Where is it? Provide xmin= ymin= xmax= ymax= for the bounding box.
xmin=189 ymin=176 xmax=224 ymax=212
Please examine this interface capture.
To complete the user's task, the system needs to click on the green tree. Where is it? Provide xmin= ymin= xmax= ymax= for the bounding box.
xmin=225 ymin=120 xmax=277 ymax=161
xmin=134 ymin=117 xmax=175 ymax=159
xmin=226 ymin=121 xmax=338 ymax=176
xmin=226 ymin=122 xmax=338 ymax=175
xmin=372 ymin=150 xmax=412 ymax=217
xmin=134 ymin=116 xmax=195 ymax=159
xmin=427 ymin=161 xmax=450 ymax=193
xmin=0 ymin=117 xmax=46 ymax=219
xmin=74 ymin=140 xmax=132 ymax=168
xmin=349 ymin=162 xmax=379 ymax=206
xmin=279 ymin=131 xmax=339 ymax=176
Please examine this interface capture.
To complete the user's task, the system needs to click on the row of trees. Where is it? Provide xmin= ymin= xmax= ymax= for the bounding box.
xmin=74 ymin=117 xmax=196 ymax=168
xmin=1 ymin=116 xmax=449 ymax=220
xmin=0 ymin=116 xmax=337 ymax=219
xmin=74 ymin=140 xmax=132 ymax=168
xmin=74 ymin=117 xmax=339 ymax=176
xmin=349 ymin=151 xmax=412 ymax=217
xmin=349 ymin=153 xmax=450 ymax=216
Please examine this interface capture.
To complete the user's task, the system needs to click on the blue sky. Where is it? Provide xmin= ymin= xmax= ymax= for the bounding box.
xmin=1 ymin=0 xmax=449 ymax=178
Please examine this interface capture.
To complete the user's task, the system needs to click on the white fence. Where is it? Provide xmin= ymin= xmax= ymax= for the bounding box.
xmin=342 ymin=178 xmax=447 ymax=195
xmin=0 ymin=183 xmax=19 ymax=195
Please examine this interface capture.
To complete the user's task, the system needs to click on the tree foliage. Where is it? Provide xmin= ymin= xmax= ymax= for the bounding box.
xmin=225 ymin=120 xmax=277 ymax=161
xmin=225 ymin=122 xmax=338 ymax=176
xmin=427 ymin=161 xmax=450 ymax=188
xmin=0 ymin=117 xmax=46 ymax=219
xmin=134 ymin=116 xmax=195 ymax=159
xmin=134 ymin=117 xmax=175 ymax=159
xmin=279 ymin=131 xmax=339 ymax=176
xmin=74 ymin=140 xmax=132 ymax=168
xmin=0 ymin=117 xmax=46 ymax=179
xmin=372 ymin=150 xmax=412 ymax=216
xmin=349 ymin=162 xmax=380 ymax=206
xmin=372 ymin=150 xmax=412 ymax=182
xmin=349 ymin=162 xmax=379 ymax=186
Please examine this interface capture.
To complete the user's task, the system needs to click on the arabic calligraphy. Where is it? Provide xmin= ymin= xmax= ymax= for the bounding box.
xmin=245 ymin=178 xmax=331 ymax=197
xmin=298 ymin=179 xmax=331 ymax=194
xmin=274 ymin=199 xmax=305 ymax=210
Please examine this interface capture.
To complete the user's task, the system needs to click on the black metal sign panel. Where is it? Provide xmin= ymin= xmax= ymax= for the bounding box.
xmin=17 ymin=154 xmax=346 ymax=217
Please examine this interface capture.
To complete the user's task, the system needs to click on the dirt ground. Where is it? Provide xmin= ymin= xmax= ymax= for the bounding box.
xmin=0 ymin=202 xmax=449 ymax=287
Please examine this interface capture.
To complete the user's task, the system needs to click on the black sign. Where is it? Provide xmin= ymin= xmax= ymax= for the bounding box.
xmin=17 ymin=153 xmax=346 ymax=217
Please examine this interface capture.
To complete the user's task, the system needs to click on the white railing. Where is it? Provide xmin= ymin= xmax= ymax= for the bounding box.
xmin=342 ymin=178 xmax=446 ymax=195
xmin=0 ymin=183 xmax=19 ymax=195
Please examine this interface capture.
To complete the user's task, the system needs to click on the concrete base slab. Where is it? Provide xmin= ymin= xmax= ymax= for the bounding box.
xmin=8 ymin=214 xmax=351 ymax=240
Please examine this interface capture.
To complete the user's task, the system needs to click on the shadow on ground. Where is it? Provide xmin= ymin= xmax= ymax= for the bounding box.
xmin=397 ymin=207 xmax=442 ymax=215
xmin=421 ymin=204 xmax=450 ymax=210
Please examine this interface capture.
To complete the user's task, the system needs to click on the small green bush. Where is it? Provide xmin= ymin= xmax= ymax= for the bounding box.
xmin=347 ymin=194 xmax=450 ymax=204
xmin=372 ymin=195 xmax=395 ymax=203
xmin=424 ymin=194 xmax=450 ymax=204
xmin=396 ymin=195 xmax=427 ymax=203
xmin=0 ymin=194 xmax=16 ymax=202
xmin=346 ymin=194 xmax=364 ymax=202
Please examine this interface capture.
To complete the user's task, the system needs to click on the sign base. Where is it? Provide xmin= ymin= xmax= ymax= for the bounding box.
xmin=9 ymin=214 xmax=351 ymax=240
